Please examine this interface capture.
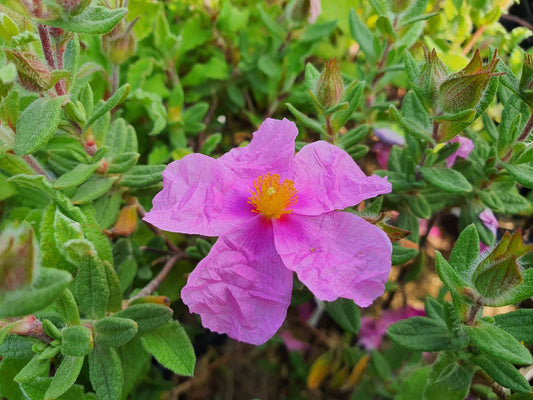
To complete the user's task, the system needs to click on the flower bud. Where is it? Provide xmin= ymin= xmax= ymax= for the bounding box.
xmin=315 ymin=59 xmax=344 ymax=108
xmin=519 ymin=54 xmax=533 ymax=106
xmin=101 ymin=20 xmax=137 ymax=65
xmin=419 ymin=48 xmax=448 ymax=110
xmin=55 ymin=0 xmax=91 ymax=15
xmin=0 ymin=222 xmax=39 ymax=291
xmin=4 ymin=49 xmax=67 ymax=92
xmin=438 ymin=50 xmax=500 ymax=114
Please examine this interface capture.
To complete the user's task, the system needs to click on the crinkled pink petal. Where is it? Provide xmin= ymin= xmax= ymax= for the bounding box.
xmin=292 ymin=141 xmax=391 ymax=215
xmin=181 ymin=218 xmax=293 ymax=345
xmin=219 ymin=118 xmax=298 ymax=180
xmin=446 ymin=136 xmax=474 ymax=167
xmin=143 ymin=154 xmax=251 ymax=236
xmin=273 ymin=212 xmax=392 ymax=307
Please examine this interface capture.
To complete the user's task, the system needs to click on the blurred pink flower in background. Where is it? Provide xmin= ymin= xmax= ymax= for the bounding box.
xmin=308 ymin=0 xmax=321 ymax=23
xmin=373 ymin=127 xmax=405 ymax=169
xmin=359 ymin=306 xmax=425 ymax=350
xmin=445 ymin=136 xmax=474 ymax=167
xmin=479 ymin=208 xmax=498 ymax=252
xmin=144 ymin=118 xmax=392 ymax=345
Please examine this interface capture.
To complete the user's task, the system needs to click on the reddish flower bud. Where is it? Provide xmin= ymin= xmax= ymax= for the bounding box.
xmin=55 ymin=0 xmax=91 ymax=15
xmin=438 ymin=50 xmax=500 ymax=114
xmin=315 ymin=59 xmax=344 ymax=108
xmin=0 ymin=223 xmax=39 ymax=291
xmin=101 ymin=20 xmax=138 ymax=65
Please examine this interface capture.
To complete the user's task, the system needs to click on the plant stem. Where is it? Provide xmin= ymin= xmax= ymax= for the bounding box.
xmin=23 ymin=154 xmax=53 ymax=179
xmin=129 ymin=253 xmax=181 ymax=301
xmin=38 ymin=25 xmax=56 ymax=70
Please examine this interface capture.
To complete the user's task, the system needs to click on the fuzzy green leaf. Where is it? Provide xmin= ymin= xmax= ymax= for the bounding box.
xmin=141 ymin=320 xmax=196 ymax=376
xmin=44 ymin=355 xmax=84 ymax=400
xmin=419 ymin=166 xmax=472 ymax=193
xmin=115 ymin=303 xmax=173 ymax=333
xmin=494 ymin=309 xmax=533 ymax=345
xmin=89 ymin=346 xmax=123 ymax=400
xmin=463 ymin=320 xmax=532 ymax=365
xmin=84 ymin=84 xmax=130 ymax=131
xmin=324 ymin=298 xmax=360 ymax=334
xmin=93 ymin=317 xmax=138 ymax=348
xmin=14 ymin=96 xmax=63 ymax=156
xmin=40 ymin=5 xmax=127 ymax=34
xmin=472 ymin=353 xmax=531 ymax=393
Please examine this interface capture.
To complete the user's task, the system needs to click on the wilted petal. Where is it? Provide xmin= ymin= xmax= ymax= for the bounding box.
xmin=219 ymin=118 xmax=298 ymax=180
xmin=143 ymin=154 xmax=250 ymax=236
xmin=181 ymin=218 xmax=293 ymax=345
xmin=293 ymin=141 xmax=391 ymax=215
xmin=273 ymin=212 xmax=392 ymax=307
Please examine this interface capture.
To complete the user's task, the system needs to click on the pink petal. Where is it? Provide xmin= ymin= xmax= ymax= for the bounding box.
xmin=219 ymin=118 xmax=298 ymax=180
xmin=143 ymin=154 xmax=250 ymax=236
xmin=292 ymin=141 xmax=391 ymax=215
xmin=479 ymin=207 xmax=498 ymax=237
xmin=446 ymin=136 xmax=474 ymax=167
xmin=273 ymin=212 xmax=391 ymax=307
xmin=181 ymin=218 xmax=293 ymax=345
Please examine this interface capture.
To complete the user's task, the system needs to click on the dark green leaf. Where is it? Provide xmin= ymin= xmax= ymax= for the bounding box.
xmin=449 ymin=225 xmax=480 ymax=280
xmin=61 ymin=326 xmax=93 ymax=357
xmin=115 ymin=303 xmax=173 ymax=333
xmin=472 ymin=353 xmax=531 ymax=393
xmin=84 ymin=84 xmax=130 ymax=131
xmin=387 ymin=317 xmax=465 ymax=351
xmin=89 ymin=345 xmax=123 ymax=400
xmin=324 ymin=298 xmax=360 ymax=334
xmin=93 ymin=317 xmax=138 ymax=348
xmin=494 ymin=309 xmax=533 ymax=345
xmin=141 ymin=320 xmax=196 ymax=376
xmin=419 ymin=166 xmax=472 ymax=193
xmin=120 ymin=165 xmax=165 ymax=188
xmin=463 ymin=320 xmax=533 ymax=365
xmin=71 ymin=177 xmax=116 ymax=204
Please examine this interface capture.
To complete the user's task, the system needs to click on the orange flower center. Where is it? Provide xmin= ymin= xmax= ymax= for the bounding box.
xmin=248 ymin=173 xmax=297 ymax=219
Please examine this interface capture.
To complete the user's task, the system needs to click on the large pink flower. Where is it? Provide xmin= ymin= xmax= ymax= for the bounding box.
xmin=144 ymin=118 xmax=392 ymax=345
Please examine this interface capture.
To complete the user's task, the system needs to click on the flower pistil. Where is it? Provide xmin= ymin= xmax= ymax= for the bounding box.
xmin=248 ymin=173 xmax=297 ymax=219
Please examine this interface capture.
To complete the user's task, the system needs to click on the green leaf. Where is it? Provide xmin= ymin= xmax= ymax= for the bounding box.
xmin=63 ymin=38 xmax=80 ymax=92
xmin=71 ymin=176 xmax=116 ymax=204
xmin=324 ymin=298 xmax=360 ymax=334
xmin=200 ymin=133 xmax=222 ymax=155
xmin=0 ymin=268 xmax=72 ymax=317
xmin=300 ymin=20 xmax=337 ymax=43
xmin=54 ymin=207 xmax=84 ymax=249
xmin=0 ymin=153 xmax=35 ymax=175
xmin=434 ymin=251 xmax=472 ymax=301
xmin=141 ymin=320 xmax=196 ymax=376
xmin=387 ymin=317 xmax=465 ymax=351
xmin=14 ymin=96 xmax=63 ymax=156
xmin=472 ymin=353 xmax=531 ymax=393
xmin=286 ymin=103 xmax=327 ymax=135
xmin=61 ymin=326 xmax=93 ymax=357
xmin=131 ymin=89 xmax=167 ymax=136
xmin=391 ymin=244 xmax=419 ymax=265
xmin=107 ymin=152 xmax=139 ymax=174
xmin=56 ymin=288 xmax=81 ymax=326
xmin=115 ymin=303 xmax=173 ymax=333
xmin=494 ymin=309 xmax=533 ymax=345
xmin=13 ymin=353 xmax=50 ymax=383
xmin=54 ymin=163 xmax=100 ymax=189
xmin=389 ymin=105 xmax=434 ymax=143
xmin=44 ymin=355 xmax=84 ymax=400
xmin=419 ymin=166 xmax=472 ymax=193
xmin=74 ymin=255 xmax=109 ymax=319
xmin=502 ymin=162 xmax=533 ymax=189
xmin=349 ymin=8 xmax=376 ymax=62
xmin=449 ymin=225 xmax=479 ymax=280
xmin=396 ymin=366 xmax=431 ymax=400
xmin=120 ymin=165 xmax=165 ymax=188
xmin=463 ymin=320 xmax=532 ymax=365
xmin=256 ymin=5 xmax=285 ymax=38
xmin=331 ymin=80 xmax=365 ymax=131
xmin=102 ymin=261 xmax=122 ymax=313
xmin=89 ymin=346 xmax=123 ymax=400
xmin=93 ymin=317 xmax=138 ymax=348
xmin=84 ymin=84 xmax=130 ymax=131
xmin=40 ymin=5 xmax=127 ymax=34
xmin=409 ymin=192 xmax=432 ymax=219
xmin=422 ymin=352 xmax=475 ymax=400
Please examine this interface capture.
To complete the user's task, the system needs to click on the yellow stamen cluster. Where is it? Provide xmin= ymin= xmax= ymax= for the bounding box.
xmin=248 ymin=173 xmax=297 ymax=219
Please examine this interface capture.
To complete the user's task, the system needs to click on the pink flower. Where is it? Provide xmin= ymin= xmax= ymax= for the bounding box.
xmin=359 ymin=306 xmax=425 ymax=350
xmin=308 ymin=0 xmax=322 ymax=23
xmin=479 ymin=208 xmax=498 ymax=252
xmin=373 ymin=128 xmax=405 ymax=169
xmin=445 ymin=136 xmax=474 ymax=167
xmin=144 ymin=118 xmax=392 ymax=345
